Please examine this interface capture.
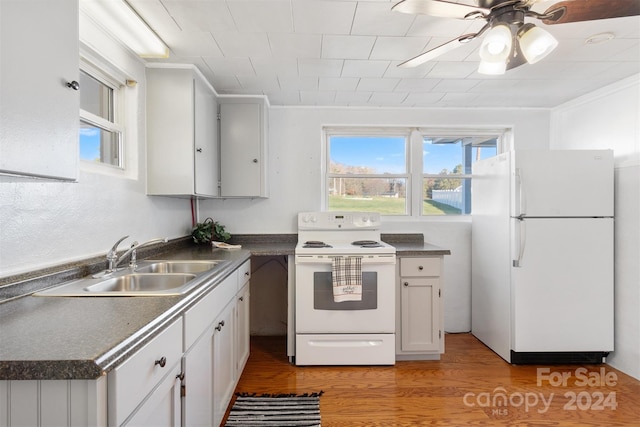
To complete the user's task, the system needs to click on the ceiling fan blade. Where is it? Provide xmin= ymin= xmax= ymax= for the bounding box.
xmin=398 ymin=34 xmax=478 ymax=68
xmin=542 ymin=0 xmax=640 ymax=25
xmin=392 ymin=0 xmax=490 ymax=19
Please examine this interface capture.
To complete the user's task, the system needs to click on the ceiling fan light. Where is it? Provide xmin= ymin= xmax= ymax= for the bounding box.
xmin=479 ymin=24 xmax=512 ymax=62
xmin=478 ymin=59 xmax=506 ymax=75
xmin=518 ymin=25 xmax=558 ymax=64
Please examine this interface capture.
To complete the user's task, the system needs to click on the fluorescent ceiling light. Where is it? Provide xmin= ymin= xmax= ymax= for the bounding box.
xmin=80 ymin=0 xmax=169 ymax=58
xmin=518 ymin=24 xmax=558 ymax=64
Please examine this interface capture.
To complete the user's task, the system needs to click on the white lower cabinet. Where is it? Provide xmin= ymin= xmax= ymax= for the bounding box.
xmin=182 ymin=321 xmax=214 ymax=426
xmin=122 ymin=362 xmax=182 ymax=427
xmin=235 ymin=261 xmax=251 ymax=375
xmin=182 ymin=260 xmax=251 ymax=427
xmin=235 ymin=284 xmax=250 ymax=375
xmin=396 ymin=256 xmax=445 ymax=360
xmin=212 ymin=302 xmax=236 ymax=427
xmin=108 ymin=318 xmax=183 ymax=426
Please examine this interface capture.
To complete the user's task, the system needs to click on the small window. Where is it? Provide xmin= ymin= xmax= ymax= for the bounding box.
xmin=327 ymin=134 xmax=409 ymax=215
xmin=79 ymin=68 xmax=123 ymax=168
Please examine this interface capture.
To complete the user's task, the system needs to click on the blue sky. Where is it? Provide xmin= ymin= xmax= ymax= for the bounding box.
xmin=329 ymin=136 xmax=476 ymax=174
xmin=330 ymin=136 xmax=406 ymax=173
xmin=79 ymin=127 xmax=101 ymax=161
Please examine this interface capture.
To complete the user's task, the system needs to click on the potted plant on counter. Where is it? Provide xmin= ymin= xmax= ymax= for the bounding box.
xmin=191 ymin=218 xmax=231 ymax=244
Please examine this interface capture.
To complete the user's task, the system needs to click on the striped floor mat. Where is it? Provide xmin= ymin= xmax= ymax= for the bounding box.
xmin=225 ymin=392 xmax=323 ymax=426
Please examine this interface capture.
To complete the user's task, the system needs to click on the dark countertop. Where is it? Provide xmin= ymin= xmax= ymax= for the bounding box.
xmin=0 ymin=245 xmax=251 ymax=380
xmin=230 ymin=233 xmax=452 ymax=256
xmin=0 ymin=233 xmax=449 ymax=381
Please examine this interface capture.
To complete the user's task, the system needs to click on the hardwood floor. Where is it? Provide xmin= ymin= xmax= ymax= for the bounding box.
xmin=227 ymin=334 xmax=640 ymax=426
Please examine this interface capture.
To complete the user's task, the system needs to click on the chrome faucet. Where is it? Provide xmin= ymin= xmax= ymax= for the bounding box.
xmin=105 ymin=235 xmax=129 ymax=273
xmin=96 ymin=236 xmax=168 ymax=278
xmin=117 ymin=238 xmax=169 ymax=269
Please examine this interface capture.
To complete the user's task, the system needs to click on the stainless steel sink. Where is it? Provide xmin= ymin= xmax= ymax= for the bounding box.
xmin=85 ymin=273 xmax=196 ymax=293
xmin=135 ymin=260 xmax=222 ymax=274
xmin=34 ymin=259 xmax=231 ymax=297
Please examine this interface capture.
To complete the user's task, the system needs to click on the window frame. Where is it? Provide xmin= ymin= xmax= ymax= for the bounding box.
xmin=79 ymin=54 xmax=126 ymax=170
xmin=324 ymin=127 xmax=412 ymax=216
xmin=323 ymin=126 xmax=510 ymax=218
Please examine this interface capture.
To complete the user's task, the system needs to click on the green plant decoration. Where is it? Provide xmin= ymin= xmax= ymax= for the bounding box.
xmin=191 ymin=218 xmax=231 ymax=244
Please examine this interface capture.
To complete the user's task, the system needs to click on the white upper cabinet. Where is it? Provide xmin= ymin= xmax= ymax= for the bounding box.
xmin=146 ymin=66 xmax=218 ymax=197
xmin=219 ymin=97 xmax=269 ymax=198
xmin=0 ymin=0 xmax=79 ymax=181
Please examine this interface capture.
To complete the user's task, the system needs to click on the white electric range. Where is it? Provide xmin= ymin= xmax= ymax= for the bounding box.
xmin=294 ymin=211 xmax=396 ymax=365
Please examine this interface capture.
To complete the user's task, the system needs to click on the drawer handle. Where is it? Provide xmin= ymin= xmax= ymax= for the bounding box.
xmin=404 ymin=282 xmax=409 ymax=287
xmin=155 ymin=357 xmax=167 ymax=368
xmin=176 ymin=372 xmax=185 ymax=381
xmin=215 ymin=320 xmax=225 ymax=331
xmin=239 ymin=296 xmax=244 ymax=301
xmin=418 ymin=266 xmax=424 ymax=271
xmin=245 ymin=271 xmax=250 ymax=276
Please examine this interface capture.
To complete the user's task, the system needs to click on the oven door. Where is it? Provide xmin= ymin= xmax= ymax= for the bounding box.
xmin=295 ymin=254 xmax=396 ymax=334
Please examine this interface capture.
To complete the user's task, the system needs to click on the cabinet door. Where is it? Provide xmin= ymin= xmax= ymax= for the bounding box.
xmin=219 ymin=102 xmax=264 ymax=197
xmin=146 ymin=68 xmax=195 ymax=195
xmin=108 ymin=318 xmax=183 ymax=426
xmin=0 ymin=0 xmax=79 ymax=180
xmin=182 ymin=324 xmax=215 ymax=426
xmin=213 ymin=302 xmax=236 ymax=427
xmin=401 ymin=278 xmax=440 ymax=352
xmin=193 ymin=76 xmax=218 ymax=196
xmin=123 ymin=362 xmax=182 ymax=427
xmin=236 ymin=284 xmax=250 ymax=374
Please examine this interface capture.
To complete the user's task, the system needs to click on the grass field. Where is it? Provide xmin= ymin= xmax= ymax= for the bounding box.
xmin=328 ymin=196 xmax=461 ymax=215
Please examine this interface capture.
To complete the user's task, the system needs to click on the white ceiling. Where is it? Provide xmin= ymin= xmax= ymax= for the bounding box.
xmin=129 ymin=0 xmax=640 ymax=108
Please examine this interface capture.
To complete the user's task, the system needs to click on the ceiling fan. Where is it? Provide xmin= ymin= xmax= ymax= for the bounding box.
xmin=392 ymin=0 xmax=640 ymax=74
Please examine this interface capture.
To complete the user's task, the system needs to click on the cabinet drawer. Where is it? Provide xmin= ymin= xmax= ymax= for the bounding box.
xmin=400 ymin=257 xmax=441 ymax=277
xmin=183 ymin=271 xmax=237 ymax=350
xmin=237 ymin=260 xmax=251 ymax=290
xmin=108 ymin=317 xmax=183 ymax=427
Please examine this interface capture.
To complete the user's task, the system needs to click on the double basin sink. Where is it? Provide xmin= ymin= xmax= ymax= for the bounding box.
xmin=35 ymin=260 xmax=230 ymax=297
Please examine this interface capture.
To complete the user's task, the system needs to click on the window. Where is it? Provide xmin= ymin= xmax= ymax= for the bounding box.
xmin=325 ymin=128 xmax=502 ymax=216
xmin=79 ymin=64 xmax=124 ymax=168
xmin=422 ymin=136 xmax=498 ymax=215
xmin=327 ymin=132 xmax=409 ymax=215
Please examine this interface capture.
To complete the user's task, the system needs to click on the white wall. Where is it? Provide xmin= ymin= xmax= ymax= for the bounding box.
xmin=551 ymin=75 xmax=640 ymax=380
xmin=0 ymin=19 xmax=191 ymax=277
xmin=201 ymin=106 xmax=551 ymax=333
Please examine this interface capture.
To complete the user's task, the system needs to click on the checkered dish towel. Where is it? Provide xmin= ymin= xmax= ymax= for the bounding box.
xmin=332 ymin=256 xmax=363 ymax=302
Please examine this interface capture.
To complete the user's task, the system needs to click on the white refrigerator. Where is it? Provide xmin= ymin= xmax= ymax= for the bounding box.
xmin=471 ymin=150 xmax=614 ymax=364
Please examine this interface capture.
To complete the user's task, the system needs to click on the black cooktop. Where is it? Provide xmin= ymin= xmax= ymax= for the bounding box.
xmin=352 ymin=240 xmax=383 ymax=248
xmin=302 ymin=241 xmax=333 ymax=248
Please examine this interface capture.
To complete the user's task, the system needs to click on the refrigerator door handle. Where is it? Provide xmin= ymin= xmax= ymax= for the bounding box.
xmin=513 ymin=218 xmax=526 ymax=268
xmin=515 ymin=168 xmax=526 ymax=217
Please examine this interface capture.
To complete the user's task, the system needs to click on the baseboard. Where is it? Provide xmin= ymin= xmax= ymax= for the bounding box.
xmin=510 ymin=351 xmax=609 ymax=364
